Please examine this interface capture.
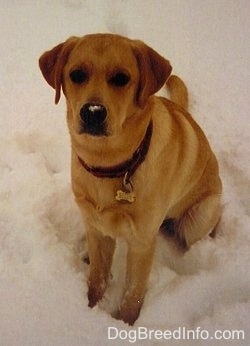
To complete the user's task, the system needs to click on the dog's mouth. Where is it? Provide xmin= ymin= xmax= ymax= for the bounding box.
xmin=80 ymin=120 xmax=108 ymax=137
xmin=79 ymin=103 xmax=108 ymax=136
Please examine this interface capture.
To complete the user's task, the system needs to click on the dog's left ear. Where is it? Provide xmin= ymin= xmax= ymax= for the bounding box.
xmin=132 ymin=41 xmax=172 ymax=108
xmin=39 ymin=37 xmax=78 ymax=104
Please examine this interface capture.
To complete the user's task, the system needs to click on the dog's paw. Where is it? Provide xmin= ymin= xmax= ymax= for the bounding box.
xmin=118 ymin=298 xmax=143 ymax=326
xmin=88 ymin=286 xmax=104 ymax=308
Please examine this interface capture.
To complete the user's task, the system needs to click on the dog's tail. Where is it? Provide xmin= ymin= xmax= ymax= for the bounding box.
xmin=166 ymin=75 xmax=189 ymax=110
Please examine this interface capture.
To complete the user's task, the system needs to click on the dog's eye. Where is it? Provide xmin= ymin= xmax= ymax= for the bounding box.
xmin=109 ymin=72 xmax=130 ymax=87
xmin=70 ymin=69 xmax=88 ymax=84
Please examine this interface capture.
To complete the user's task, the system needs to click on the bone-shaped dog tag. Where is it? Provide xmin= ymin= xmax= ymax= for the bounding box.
xmin=115 ymin=189 xmax=136 ymax=203
xmin=115 ymin=173 xmax=136 ymax=203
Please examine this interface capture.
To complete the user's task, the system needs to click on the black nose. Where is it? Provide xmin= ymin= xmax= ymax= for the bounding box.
xmin=80 ymin=103 xmax=107 ymax=136
xmin=80 ymin=103 xmax=107 ymax=124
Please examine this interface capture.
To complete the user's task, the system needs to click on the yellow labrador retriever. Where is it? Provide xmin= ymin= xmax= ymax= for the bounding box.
xmin=39 ymin=33 xmax=222 ymax=325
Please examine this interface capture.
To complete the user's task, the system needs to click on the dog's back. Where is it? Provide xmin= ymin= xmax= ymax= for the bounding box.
xmin=167 ymin=75 xmax=188 ymax=110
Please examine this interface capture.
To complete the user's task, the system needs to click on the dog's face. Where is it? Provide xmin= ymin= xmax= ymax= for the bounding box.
xmin=63 ymin=35 xmax=141 ymax=137
xmin=39 ymin=34 xmax=172 ymax=139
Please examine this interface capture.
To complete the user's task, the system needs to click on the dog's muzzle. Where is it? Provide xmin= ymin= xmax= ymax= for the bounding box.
xmin=80 ymin=103 xmax=107 ymax=136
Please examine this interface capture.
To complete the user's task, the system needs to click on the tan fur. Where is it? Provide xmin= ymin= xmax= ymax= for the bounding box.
xmin=39 ymin=33 xmax=222 ymax=325
xmin=167 ymin=75 xmax=188 ymax=110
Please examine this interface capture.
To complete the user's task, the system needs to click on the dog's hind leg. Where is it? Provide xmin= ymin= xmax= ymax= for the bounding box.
xmin=176 ymin=194 xmax=222 ymax=248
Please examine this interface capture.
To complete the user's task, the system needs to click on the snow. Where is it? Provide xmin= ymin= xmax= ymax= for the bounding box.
xmin=1 ymin=0 xmax=250 ymax=345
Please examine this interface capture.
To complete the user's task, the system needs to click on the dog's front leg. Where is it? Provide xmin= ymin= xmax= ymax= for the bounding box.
xmin=119 ymin=237 xmax=156 ymax=325
xmin=86 ymin=227 xmax=116 ymax=308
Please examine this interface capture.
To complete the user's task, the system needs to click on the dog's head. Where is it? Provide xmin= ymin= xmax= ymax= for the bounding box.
xmin=39 ymin=34 xmax=171 ymax=138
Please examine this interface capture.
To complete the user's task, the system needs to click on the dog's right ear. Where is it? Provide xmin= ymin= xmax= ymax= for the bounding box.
xmin=39 ymin=37 xmax=78 ymax=104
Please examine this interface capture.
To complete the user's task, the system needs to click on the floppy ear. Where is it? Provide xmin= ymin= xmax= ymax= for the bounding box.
xmin=39 ymin=37 xmax=78 ymax=104
xmin=132 ymin=41 xmax=172 ymax=108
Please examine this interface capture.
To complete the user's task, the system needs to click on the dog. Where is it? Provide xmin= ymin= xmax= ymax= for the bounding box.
xmin=39 ymin=33 xmax=222 ymax=325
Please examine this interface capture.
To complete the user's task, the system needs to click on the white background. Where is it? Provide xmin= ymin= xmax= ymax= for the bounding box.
xmin=1 ymin=1 xmax=249 ymax=345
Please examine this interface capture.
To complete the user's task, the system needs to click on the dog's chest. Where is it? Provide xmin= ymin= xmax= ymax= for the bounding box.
xmin=82 ymin=197 xmax=135 ymax=239
xmin=73 ymin=173 xmax=136 ymax=238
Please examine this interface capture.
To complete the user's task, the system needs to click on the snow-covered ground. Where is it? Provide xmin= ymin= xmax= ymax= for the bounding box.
xmin=1 ymin=1 xmax=249 ymax=345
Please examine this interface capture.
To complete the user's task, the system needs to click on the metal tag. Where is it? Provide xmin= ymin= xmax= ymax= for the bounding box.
xmin=115 ymin=189 xmax=136 ymax=203
xmin=115 ymin=172 xmax=136 ymax=203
